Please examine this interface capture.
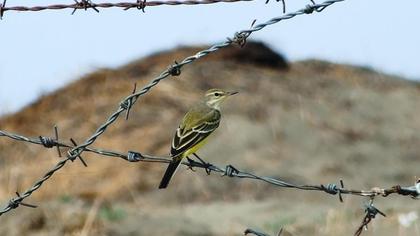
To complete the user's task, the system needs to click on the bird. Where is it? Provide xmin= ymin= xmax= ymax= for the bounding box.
xmin=158 ymin=88 xmax=238 ymax=189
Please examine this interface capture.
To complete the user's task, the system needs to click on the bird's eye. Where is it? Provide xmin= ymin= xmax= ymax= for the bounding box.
xmin=214 ymin=93 xmax=220 ymax=97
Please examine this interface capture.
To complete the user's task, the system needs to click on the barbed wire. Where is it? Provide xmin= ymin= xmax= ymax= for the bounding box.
xmin=1 ymin=128 xmax=420 ymax=236
xmin=245 ymin=201 xmax=389 ymax=236
xmin=2 ymin=129 xmax=420 ymax=200
xmin=0 ymin=0 xmax=402 ymax=235
xmin=3 ymin=0 xmax=344 ymax=218
xmin=0 ymin=0 xmax=289 ymax=19
xmin=0 ymin=0 xmax=345 ymax=216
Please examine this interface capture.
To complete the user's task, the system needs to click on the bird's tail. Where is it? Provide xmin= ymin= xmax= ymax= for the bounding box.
xmin=159 ymin=159 xmax=182 ymax=189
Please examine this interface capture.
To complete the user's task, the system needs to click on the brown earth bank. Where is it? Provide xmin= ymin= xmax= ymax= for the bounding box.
xmin=1 ymin=42 xmax=420 ymax=236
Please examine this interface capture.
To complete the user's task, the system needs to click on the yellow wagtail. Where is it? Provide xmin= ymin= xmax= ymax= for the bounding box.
xmin=158 ymin=88 xmax=238 ymax=189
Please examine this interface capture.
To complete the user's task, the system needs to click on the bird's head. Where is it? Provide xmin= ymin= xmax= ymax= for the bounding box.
xmin=204 ymin=88 xmax=238 ymax=110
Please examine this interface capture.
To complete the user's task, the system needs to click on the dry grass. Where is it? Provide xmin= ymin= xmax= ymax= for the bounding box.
xmin=1 ymin=42 xmax=420 ymax=235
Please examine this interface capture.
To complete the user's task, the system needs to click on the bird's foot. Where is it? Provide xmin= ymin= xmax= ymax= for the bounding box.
xmin=202 ymin=162 xmax=212 ymax=175
xmin=186 ymin=157 xmax=196 ymax=172
xmin=193 ymin=153 xmax=212 ymax=175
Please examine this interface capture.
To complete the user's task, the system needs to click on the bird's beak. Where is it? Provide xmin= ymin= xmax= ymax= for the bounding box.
xmin=227 ymin=91 xmax=238 ymax=96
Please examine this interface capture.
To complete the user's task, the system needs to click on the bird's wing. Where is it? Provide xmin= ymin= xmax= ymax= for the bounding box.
xmin=171 ymin=109 xmax=220 ymax=158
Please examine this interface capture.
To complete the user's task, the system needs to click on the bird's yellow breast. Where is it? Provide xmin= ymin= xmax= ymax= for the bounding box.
xmin=181 ymin=135 xmax=211 ymax=158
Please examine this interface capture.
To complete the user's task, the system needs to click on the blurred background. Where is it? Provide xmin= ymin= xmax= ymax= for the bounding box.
xmin=1 ymin=0 xmax=420 ymax=235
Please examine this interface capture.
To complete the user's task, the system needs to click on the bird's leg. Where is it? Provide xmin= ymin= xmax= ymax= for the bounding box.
xmin=186 ymin=156 xmax=196 ymax=172
xmin=193 ymin=153 xmax=212 ymax=175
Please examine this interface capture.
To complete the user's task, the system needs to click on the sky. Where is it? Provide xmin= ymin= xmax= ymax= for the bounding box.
xmin=0 ymin=0 xmax=419 ymax=114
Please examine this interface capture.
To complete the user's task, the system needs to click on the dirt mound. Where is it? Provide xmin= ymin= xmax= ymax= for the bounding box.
xmin=1 ymin=41 xmax=419 ymax=236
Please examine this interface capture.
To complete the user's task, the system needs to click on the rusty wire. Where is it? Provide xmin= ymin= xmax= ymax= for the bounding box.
xmin=354 ymin=199 xmax=387 ymax=236
xmin=0 ymin=0 xmax=279 ymax=19
xmin=244 ymin=200 xmax=390 ymax=236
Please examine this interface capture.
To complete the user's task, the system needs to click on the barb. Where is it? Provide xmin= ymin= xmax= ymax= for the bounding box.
xmin=354 ymin=200 xmax=386 ymax=236
xmin=124 ymin=83 xmax=137 ymax=120
xmin=72 ymin=0 xmax=100 ymax=14
xmin=69 ymin=138 xmax=89 ymax=167
xmin=123 ymin=0 xmax=147 ymax=12
xmin=0 ymin=0 xmax=6 ymax=19
xmin=54 ymin=125 xmax=62 ymax=157
xmin=0 ymin=0 xmax=256 ymax=17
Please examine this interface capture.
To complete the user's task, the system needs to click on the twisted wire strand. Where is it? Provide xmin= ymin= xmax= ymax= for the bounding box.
xmin=0 ymin=0 xmax=348 ymax=226
xmin=0 ymin=158 xmax=70 ymax=215
xmin=0 ymin=0 xmax=255 ymax=15
xmin=1 ymin=129 xmax=419 ymax=203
